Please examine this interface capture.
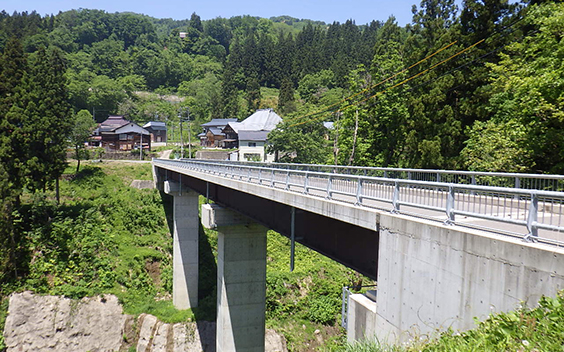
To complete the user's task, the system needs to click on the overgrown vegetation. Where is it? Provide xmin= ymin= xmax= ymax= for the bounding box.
xmin=0 ymin=163 xmax=181 ymax=319
xmin=0 ymin=161 xmax=370 ymax=350
xmin=343 ymin=290 xmax=564 ymax=352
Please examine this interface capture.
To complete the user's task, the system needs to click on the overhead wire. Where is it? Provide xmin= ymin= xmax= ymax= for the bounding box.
xmin=285 ymin=9 xmax=530 ymax=128
xmin=284 ymin=40 xmax=458 ymax=123
xmin=290 ymin=38 xmax=485 ymax=127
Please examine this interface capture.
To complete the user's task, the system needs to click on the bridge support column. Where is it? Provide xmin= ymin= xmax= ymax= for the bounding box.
xmin=164 ymin=181 xmax=199 ymax=309
xmin=201 ymin=204 xmax=267 ymax=352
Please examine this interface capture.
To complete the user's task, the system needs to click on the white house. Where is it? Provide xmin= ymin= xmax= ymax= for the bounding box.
xmin=223 ymin=108 xmax=282 ymax=162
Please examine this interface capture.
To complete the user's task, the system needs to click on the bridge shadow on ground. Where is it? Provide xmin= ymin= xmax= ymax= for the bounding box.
xmin=161 ymin=192 xmax=218 ymax=351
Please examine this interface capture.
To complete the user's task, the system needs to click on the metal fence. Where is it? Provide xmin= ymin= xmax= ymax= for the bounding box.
xmin=155 ymin=159 xmax=564 ymax=245
xmin=191 ymin=159 xmax=564 ymax=192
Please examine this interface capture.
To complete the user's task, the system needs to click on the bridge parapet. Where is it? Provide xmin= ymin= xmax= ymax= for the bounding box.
xmin=154 ymin=159 xmax=564 ymax=245
xmin=191 ymin=159 xmax=564 ymax=192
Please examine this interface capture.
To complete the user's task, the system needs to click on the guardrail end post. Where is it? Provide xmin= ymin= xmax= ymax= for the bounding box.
xmin=392 ymin=181 xmax=400 ymax=213
xmin=355 ymin=178 xmax=363 ymax=206
xmin=526 ymin=192 xmax=539 ymax=240
xmin=445 ymin=185 xmax=455 ymax=225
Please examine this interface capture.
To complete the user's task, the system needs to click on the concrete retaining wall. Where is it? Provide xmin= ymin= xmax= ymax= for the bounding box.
xmin=195 ymin=150 xmax=230 ymax=160
xmin=347 ymin=294 xmax=377 ymax=343
xmin=374 ymin=213 xmax=564 ymax=343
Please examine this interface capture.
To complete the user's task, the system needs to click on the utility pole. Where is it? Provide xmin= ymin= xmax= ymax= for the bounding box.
xmin=179 ymin=110 xmax=184 ymax=158
xmin=187 ymin=108 xmax=192 ymax=159
xmin=139 ymin=131 xmax=143 ymax=161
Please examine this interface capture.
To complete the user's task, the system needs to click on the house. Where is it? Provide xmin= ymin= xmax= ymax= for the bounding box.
xmin=91 ymin=116 xmax=151 ymax=151
xmin=222 ymin=109 xmax=282 ymax=162
xmin=198 ymin=118 xmax=237 ymax=147
xmin=143 ymin=121 xmax=167 ymax=143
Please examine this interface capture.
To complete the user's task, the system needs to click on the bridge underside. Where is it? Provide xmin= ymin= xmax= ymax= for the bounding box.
xmin=160 ymin=168 xmax=378 ymax=280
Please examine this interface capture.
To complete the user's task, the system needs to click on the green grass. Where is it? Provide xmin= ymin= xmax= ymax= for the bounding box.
xmin=0 ymin=297 xmax=8 ymax=351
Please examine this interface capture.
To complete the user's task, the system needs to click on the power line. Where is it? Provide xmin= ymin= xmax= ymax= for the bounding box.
xmin=284 ymin=40 xmax=458 ymax=124
xmin=285 ymin=8 xmax=531 ymax=128
xmin=290 ymin=39 xmax=485 ymax=127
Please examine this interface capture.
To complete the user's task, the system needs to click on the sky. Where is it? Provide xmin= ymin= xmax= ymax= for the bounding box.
xmin=2 ymin=0 xmax=426 ymax=26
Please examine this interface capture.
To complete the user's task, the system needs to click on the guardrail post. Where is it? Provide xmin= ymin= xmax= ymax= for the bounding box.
xmin=437 ymin=172 xmax=441 ymax=183
xmin=258 ymin=169 xmax=262 ymax=185
xmin=286 ymin=170 xmax=290 ymax=190
xmin=271 ymin=169 xmax=275 ymax=187
xmin=341 ymin=286 xmax=349 ymax=329
xmin=304 ymin=172 xmax=309 ymax=194
xmin=384 ymin=170 xmax=388 ymax=179
xmin=326 ymin=175 xmax=332 ymax=199
xmin=526 ymin=192 xmax=539 ymax=241
xmin=355 ymin=178 xmax=363 ymax=206
xmin=514 ymin=177 xmax=521 ymax=200
xmin=392 ymin=181 xmax=400 ymax=213
xmin=445 ymin=185 xmax=455 ymax=225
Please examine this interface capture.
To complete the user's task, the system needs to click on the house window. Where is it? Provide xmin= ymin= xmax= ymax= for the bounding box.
xmin=248 ymin=142 xmax=257 ymax=147
xmin=119 ymin=134 xmax=128 ymax=141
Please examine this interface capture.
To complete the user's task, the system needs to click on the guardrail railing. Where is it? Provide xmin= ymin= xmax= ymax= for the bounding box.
xmin=155 ymin=159 xmax=564 ymax=245
xmin=189 ymin=159 xmax=564 ymax=192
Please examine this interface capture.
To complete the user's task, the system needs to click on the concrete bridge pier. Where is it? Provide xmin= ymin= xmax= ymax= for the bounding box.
xmin=164 ymin=181 xmax=199 ymax=309
xmin=202 ymin=203 xmax=267 ymax=352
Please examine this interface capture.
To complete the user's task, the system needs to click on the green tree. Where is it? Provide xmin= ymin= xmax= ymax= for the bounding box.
xmin=278 ymin=78 xmax=296 ymax=115
xmin=245 ymin=75 xmax=261 ymax=115
xmin=189 ymin=12 xmax=204 ymax=33
xmin=0 ymin=37 xmax=27 ymax=281
xmin=70 ymin=110 xmax=96 ymax=174
xmin=267 ymin=118 xmax=330 ymax=164
xmin=403 ymin=0 xmax=463 ymax=168
xmin=462 ymin=2 xmax=564 ymax=173
xmin=18 ymin=46 xmax=73 ymax=192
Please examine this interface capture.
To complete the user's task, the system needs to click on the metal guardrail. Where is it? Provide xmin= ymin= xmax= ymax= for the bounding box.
xmin=155 ymin=159 xmax=564 ymax=245
xmin=191 ymin=159 xmax=564 ymax=192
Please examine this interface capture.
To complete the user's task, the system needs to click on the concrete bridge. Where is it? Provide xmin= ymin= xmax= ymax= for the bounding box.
xmin=152 ymin=158 xmax=564 ymax=349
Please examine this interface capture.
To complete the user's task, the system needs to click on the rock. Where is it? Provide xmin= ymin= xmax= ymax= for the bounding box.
xmin=4 ymin=293 xmax=288 ymax=352
xmin=137 ymin=314 xmax=158 ymax=352
xmin=265 ymin=329 xmax=288 ymax=352
xmin=150 ymin=322 xmax=170 ymax=352
xmin=130 ymin=180 xmax=155 ymax=189
xmin=4 ymin=292 xmax=126 ymax=352
xmin=173 ymin=321 xmax=216 ymax=352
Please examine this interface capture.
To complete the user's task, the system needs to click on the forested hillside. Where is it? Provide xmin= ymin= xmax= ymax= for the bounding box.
xmin=2 ymin=0 xmax=563 ymax=174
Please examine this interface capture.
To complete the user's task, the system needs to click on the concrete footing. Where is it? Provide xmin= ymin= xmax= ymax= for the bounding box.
xmin=202 ymin=204 xmax=267 ymax=352
xmin=347 ymin=293 xmax=377 ymax=343
xmin=164 ymin=181 xmax=199 ymax=309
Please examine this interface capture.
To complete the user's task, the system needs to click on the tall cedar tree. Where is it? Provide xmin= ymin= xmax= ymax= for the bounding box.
xmin=16 ymin=46 xmax=73 ymax=192
xmin=0 ymin=37 xmax=27 ymax=198
xmin=0 ymin=37 xmax=27 ymax=282
xmin=278 ymin=78 xmax=296 ymax=115
xmin=403 ymin=0 xmax=462 ymax=169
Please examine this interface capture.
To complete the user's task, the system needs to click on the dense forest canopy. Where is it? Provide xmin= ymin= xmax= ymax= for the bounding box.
xmin=0 ymin=0 xmax=563 ymax=185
